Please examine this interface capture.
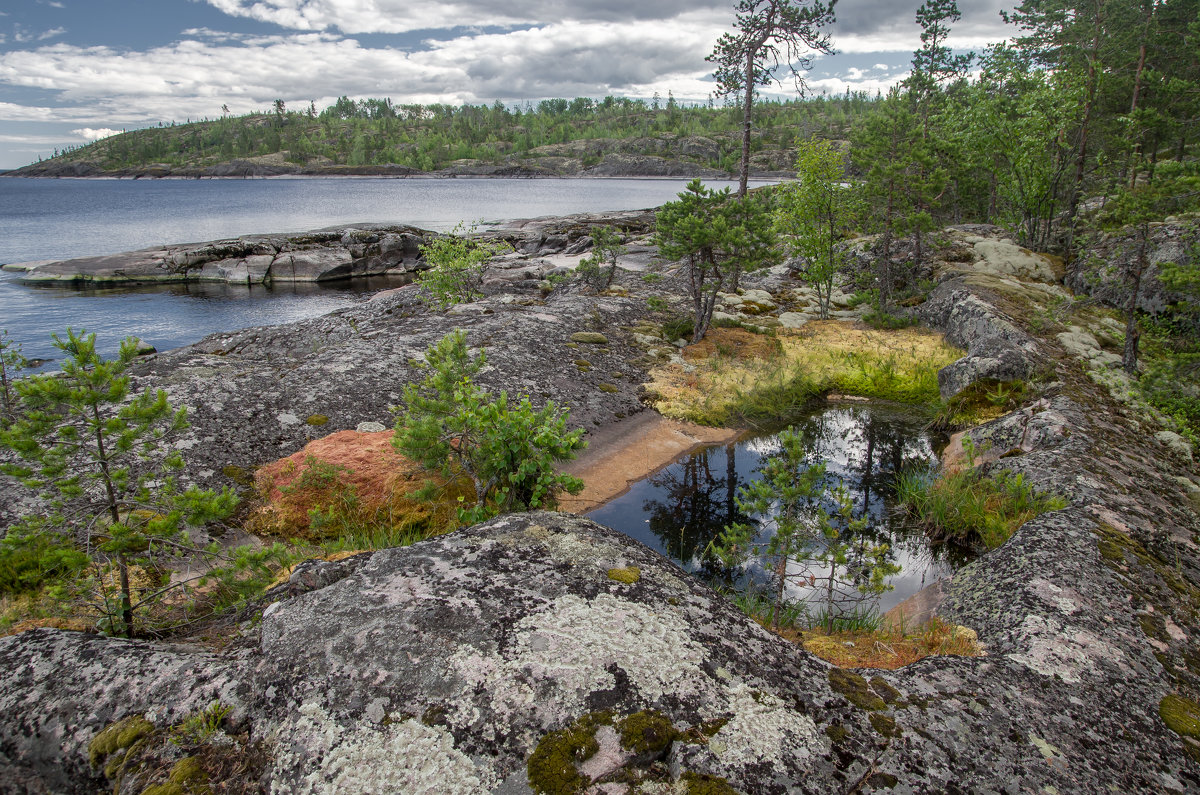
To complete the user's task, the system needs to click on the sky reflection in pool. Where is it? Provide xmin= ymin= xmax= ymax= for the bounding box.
xmin=587 ymin=403 xmax=972 ymax=619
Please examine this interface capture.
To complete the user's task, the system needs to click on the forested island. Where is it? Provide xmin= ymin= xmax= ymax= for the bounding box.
xmin=2 ymin=0 xmax=1200 ymax=793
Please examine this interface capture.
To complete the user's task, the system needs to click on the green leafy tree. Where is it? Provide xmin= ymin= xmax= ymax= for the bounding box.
xmin=775 ymin=140 xmax=863 ymax=318
xmin=707 ymin=0 xmax=837 ymax=196
xmin=0 ymin=330 xmax=243 ymax=637
xmin=576 ymin=226 xmax=627 ymax=291
xmin=393 ymin=330 xmax=586 ymax=524
xmin=417 ymin=223 xmax=511 ymax=308
xmin=711 ymin=427 xmax=898 ymax=630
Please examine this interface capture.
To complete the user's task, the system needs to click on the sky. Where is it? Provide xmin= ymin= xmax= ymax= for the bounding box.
xmin=0 ymin=0 xmax=1014 ymax=170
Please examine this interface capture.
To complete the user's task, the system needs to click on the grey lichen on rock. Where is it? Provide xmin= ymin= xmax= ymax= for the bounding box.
xmin=570 ymin=331 xmax=609 ymax=344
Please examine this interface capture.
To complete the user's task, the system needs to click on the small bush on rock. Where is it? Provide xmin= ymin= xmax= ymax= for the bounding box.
xmin=417 ymin=222 xmax=510 ymax=308
xmin=393 ymin=330 xmax=586 ymax=524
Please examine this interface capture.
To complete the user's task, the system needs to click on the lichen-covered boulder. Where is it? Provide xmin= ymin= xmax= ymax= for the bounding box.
xmin=0 ymin=514 xmax=892 ymax=794
xmin=920 ymin=278 xmax=1043 ymax=398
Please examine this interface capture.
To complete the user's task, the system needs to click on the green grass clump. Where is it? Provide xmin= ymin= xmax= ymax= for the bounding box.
xmin=897 ymin=467 xmax=1068 ymax=550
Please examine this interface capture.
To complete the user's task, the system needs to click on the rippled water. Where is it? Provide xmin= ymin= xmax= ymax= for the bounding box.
xmin=587 ymin=404 xmax=970 ymax=618
xmin=0 ymin=176 xmax=743 ymax=365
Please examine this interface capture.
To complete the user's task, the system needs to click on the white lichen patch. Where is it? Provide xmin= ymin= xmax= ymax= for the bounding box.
xmin=707 ymin=682 xmax=819 ymax=772
xmin=1029 ymin=578 xmax=1080 ymax=615
xmin=1007 ymin=614 xmax=1124 ymax=684
xmin=447 ymin=593 xmax=712 ymax=733
xmin=270 ymin=702 xmax=496 ymax=795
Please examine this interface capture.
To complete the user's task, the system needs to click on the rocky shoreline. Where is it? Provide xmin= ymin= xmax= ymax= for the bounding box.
xmin=1 ymin=220 xmax=1199 ymax=793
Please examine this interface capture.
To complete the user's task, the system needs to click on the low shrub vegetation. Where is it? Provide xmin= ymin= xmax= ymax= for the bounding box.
xmin=896 ymin=465 xmax=1067 ymax=550
xmin=645 ymin=320 xmax=962 ymax=426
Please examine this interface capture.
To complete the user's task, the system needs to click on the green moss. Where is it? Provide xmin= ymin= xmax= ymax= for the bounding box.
xmin=617 ymin=710 xmax=677 ymax=756
xmin=825 ymin=723 xmax=849 ymax=744
xmin=869 ymin=677 xmax=902 ymax=705
xmin=573 ymin=359 xmax=591 ymax=368
xmin=140 ymin=785 xmax=185 ymax=795
xmin=1160 ymin=695 xmax=1200 ymax=737
xmin=571 ymin=332 xmax=609 ymax=345
xmin=868 ymin=772 xmax=899 ymax=789
xmin=828 ymin=669 xmax=886 ymax=711
xmin=527 ymin=712 xmax=614 ymax=795
xmin=607 ymin=567 xmax=641 ymax=584
xmin=1097 ymin=539 xmax=1125 ymax=563
xmin=565 ymin=342 xmax=579 ymax=350
xmin=681 ymin=772 xmax=739 ymax=794
xmin=221 ymin=464 xmax=255 ymax=486
xmin=170 ymin=756 xmax=206 ymax=784
xmin=869 ymin=713 xmax=902 ymax=738
xmin=305 ymin=414 xmax=329 ymax=426
xmin=1140 ymin=614 xmax=1170 ymax=643
xmin=89 ymin=715 xmax=156 ymax=767
xmin=598 ymin=383 xmax=620 ymax=393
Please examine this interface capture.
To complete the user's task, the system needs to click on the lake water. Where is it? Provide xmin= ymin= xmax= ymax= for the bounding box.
xmin=587 ymin=404 xmax=969 ymax=620
xmin=0 ymin=176 xmax=743 ymax=365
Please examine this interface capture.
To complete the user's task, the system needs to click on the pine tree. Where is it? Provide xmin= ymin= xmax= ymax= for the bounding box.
xmin=0 ymin=330 xmax=240 ymax=637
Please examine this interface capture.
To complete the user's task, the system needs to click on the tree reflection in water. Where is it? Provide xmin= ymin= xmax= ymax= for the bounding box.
xmin=586 ymin=404 xmax=974 ymax=614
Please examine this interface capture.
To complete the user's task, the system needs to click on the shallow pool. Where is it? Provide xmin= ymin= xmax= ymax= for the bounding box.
xmin=587 ymin=403 xmax=972 ymax=620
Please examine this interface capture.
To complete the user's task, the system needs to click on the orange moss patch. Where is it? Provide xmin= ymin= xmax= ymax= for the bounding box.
xmin=246 ymin=430 xmax=471 ymax=540
xmin=681 ymin=327 xmax=781 ymax=363
xmin=795 ymin=618 xmax=982 ymax=669
xmin=3 ymin=616 xmax=94 ymax=637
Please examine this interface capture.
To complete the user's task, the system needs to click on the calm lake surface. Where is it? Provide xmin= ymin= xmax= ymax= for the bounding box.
xmin=587 ymin=404 xmax=969 ymax=619
xmin=0 ymin=177 xmax=742 ymax=364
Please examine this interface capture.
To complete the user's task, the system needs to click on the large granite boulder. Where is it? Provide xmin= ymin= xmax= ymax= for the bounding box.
xmin=0 ymin=513 xmax=892 ymax=794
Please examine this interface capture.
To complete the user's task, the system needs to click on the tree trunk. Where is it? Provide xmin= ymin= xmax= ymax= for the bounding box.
xmin=739 ymin=48 xmax=755 ymax=199
xmin=118 ymin=553 xmax=135 ymax=638
xmin=1123 ymin=225 xmax=1149 ymax=375
xmin=1065 ymin=15 xmax=1104 ymax=248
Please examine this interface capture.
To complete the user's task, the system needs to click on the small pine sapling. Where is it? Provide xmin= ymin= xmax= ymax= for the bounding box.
xmin=0 ymin=330 xmax=280 ymax=637
xmin=393 ymin=330 xmax=586 ymax=524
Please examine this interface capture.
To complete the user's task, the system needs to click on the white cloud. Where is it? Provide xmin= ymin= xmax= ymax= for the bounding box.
xmin=202 ymin=0 xmax=731 ymax=34
xmin=38 ymin=27 xmax=66 ymax=41
xmin=71 ymin=127 xmax=121 ymax=141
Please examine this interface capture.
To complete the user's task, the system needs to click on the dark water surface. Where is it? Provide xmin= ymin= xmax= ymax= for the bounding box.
xmin=587 ymin=404 xmax=971 ymax=618
xmin=0 ymin=177 xmax=741 ymax=365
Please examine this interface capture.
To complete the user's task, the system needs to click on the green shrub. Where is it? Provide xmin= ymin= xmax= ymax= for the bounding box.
xmin=393 ymin=330 xmax=586 ymax=524
xmin=0 ymin=529 xmax=88 ymax=596
xmin=661 ymin=314 xmax=695 ymax=342
xmin=417 ymin=222 xmax=510 ymax=308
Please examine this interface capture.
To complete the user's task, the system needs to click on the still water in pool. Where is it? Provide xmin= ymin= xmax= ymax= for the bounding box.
xmin=587 ymin=403 xmax=972 ymax=620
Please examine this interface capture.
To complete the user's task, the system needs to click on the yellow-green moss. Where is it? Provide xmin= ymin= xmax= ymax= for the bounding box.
xmin=869 ymin=713 xmax=902 ymax=738
xmin=828 ymin=669 xmax=886 ymax=711
xmin=89 ymin=715 xmax=155 ymax=767
xmin=527 ymin=712 xmax=613 ymax=794
xmin=681 ymin=772 xmax=739 ymax=794
xmin=305 ymin=414 xmax=329 ymax=426
xmin=825 ymin=723 xmax=849 ymax=744
xmin=617 ymin=710 xmax=677 ymax=755
xmin=607 ymin=567 xmax=641 ymax=584
xmin=1161 ymin=695 xmax=1200 ymax=737
xmin=141 ymin=784 xmax=185 ymax=795
xmin=221 ymin=464 xmax=255 ymax=487
xmin=571 ymin=332 xmax=609 ymax=345
xmin=598 ymin=383 xmax=620 ymax=393
xmin=869 ymin=677 xmax=902 ymax=705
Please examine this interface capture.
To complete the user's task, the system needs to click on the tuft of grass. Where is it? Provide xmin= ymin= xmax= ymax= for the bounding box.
xmin=645 ymin=321 xmax=963 ymax=426
xmin=897 ymin=467 xmax=1067 ymax=550
xmin=801 ymin=616 xmax=982 ymax=669
xmin=930 ymin=379 xmax=1028 ymax=430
